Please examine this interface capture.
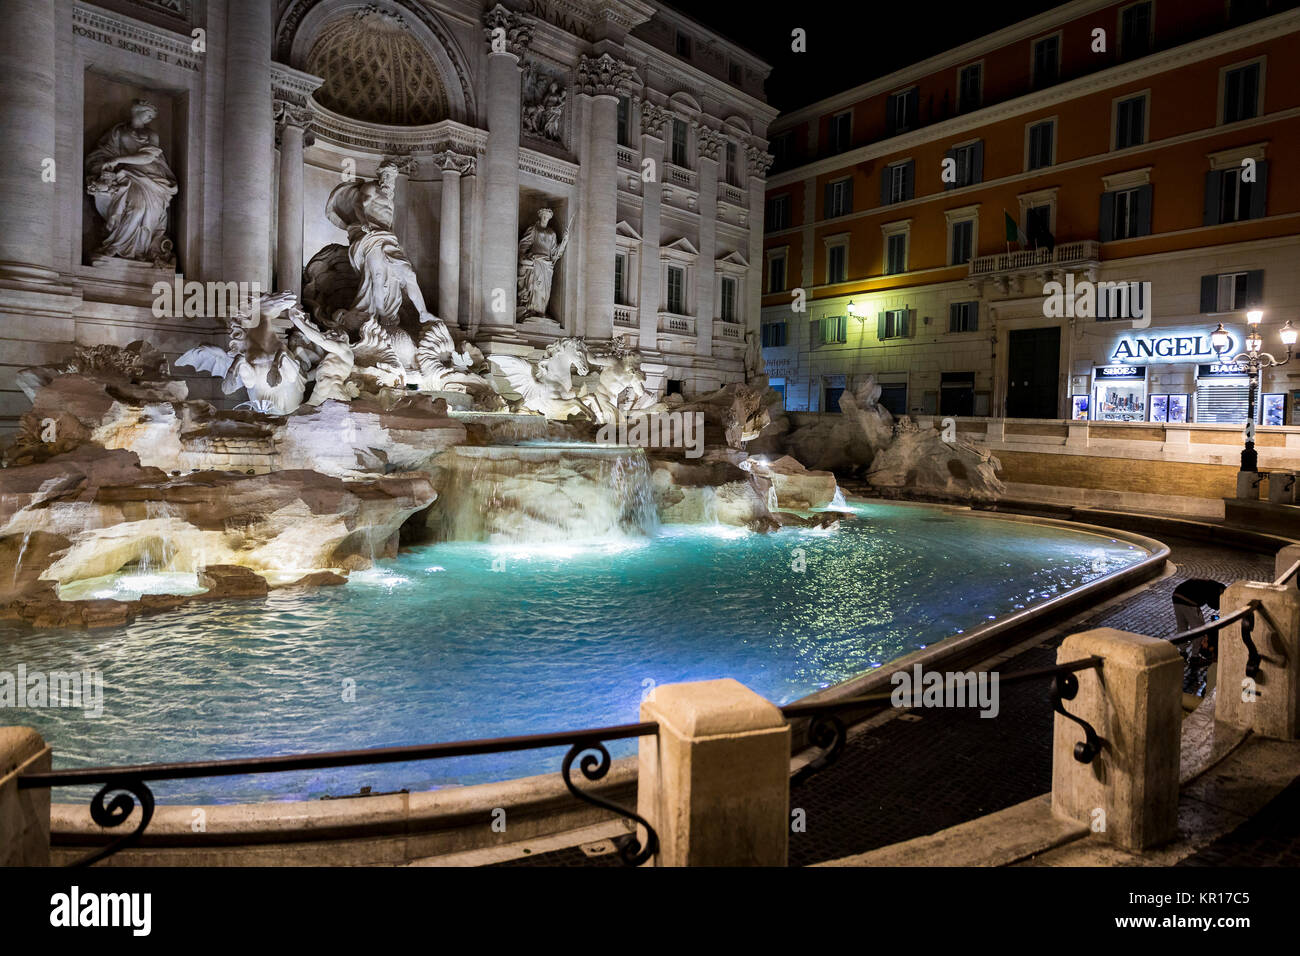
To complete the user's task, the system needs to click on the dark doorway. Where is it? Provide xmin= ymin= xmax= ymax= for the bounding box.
xmin=823 ymin=385 xmax=845 ymax=412
xmin=665 ymin=379 xmax=684 ymax=397
xmin=1006 ymin=327 xmax=1060 ymax=418
xmin=940 ymin=372 xmax=975 ymax=416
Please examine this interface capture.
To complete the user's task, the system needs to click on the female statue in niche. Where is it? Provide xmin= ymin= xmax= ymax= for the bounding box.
xmin=516 ymin=207 xmax=572 ymax=322
xmin=85 ymin=99 xmax=178 ymax=268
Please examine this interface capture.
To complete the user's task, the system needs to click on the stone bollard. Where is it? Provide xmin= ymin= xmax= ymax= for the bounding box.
xmin=1215 ymin=580 xmax=1300 ymax=739
xmin=1275 ymin=544 xmax=1300 ymax=581
xmin=0 ymin=726 xmax=51 ymax=866
xmin=1236 ymin=471 xmax=1262 ymax=499
xmin=1052 ymin=629 xmax=1183 ymax=851
xmin=1268 ymin=472 xmax=1297 ymax=504
xmin=638 ymin=678 xmax=791 ymax=866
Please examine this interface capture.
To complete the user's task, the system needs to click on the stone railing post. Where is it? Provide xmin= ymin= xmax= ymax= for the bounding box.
xmin=1215 ymin=578 xmax=1300 ymax=739
xmin=0 ymin=727 xmax=50 ymax=865
xmin=637 ymin=678 xmax=790 ymax=866
xmin=1052 ymin=629 xmax=1183 ymax=851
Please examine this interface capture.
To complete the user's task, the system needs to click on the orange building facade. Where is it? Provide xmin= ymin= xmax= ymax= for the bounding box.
xmin=761 ymin=0 xmax=1300 ymax=426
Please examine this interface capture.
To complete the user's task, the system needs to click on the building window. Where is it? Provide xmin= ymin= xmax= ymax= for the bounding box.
xmin=720 ymin=276 xmax=737 ymax=322
xmin=818 ymin=315 xmax=847 ymax=345
xmin=671 ymin=118 xmax=689 ymax=167
xmin=884 ymin=161 xmax=914 ymax=204
xmin=879 ymin=308 xmax=910 ymax=339
xmin=949 ymin=219 xmax=975 ymax=265
xmin=886 ymin=87 xmax=918 ymax=134
xmin=957 ymin=63 xmax=982 ymax=112
xmin=830 ymin=110 xmax=852 ymax=153
xmin=1222 ymin=62 xmax=1261 ymax=124
xmin=767 ymin=251 xmax=787 ymax=293
xmin=949 ymin=301 xmax=979 ymax=332
xmin=1114 ymin=94 xmax=1146 ymax=149
xmin=1218 ymin=168 xmax=1257 ymax=223
xmin=948 ymin=142 xmax=981 ymax=188
xmin=825 ymin=177 xmax=854 ymax=217
xmin=761 ymin=321 xmax=787 ymax=347
xmin=827 ymin=243 xmax=848 ymax=284
xmin=1032 ymin=34 xmax=1060 ymax=88
xmin=885 ymin=233 xmax=908 ymax=275
xmin=1101 ymin=185 xmax=1152 ymax=241
xmin=616 ymin=96 xmax=631 ymax=147
xmin=1201 ymin=270 xmax=1263 ymax=313
xmin=667 ymin=265 xmax=686 ymax=314
xmin=1119 ymin=2 xmax=1153 ymax=60
xmin=614 ymin=253 xmax=627 ymax=305
xmin=1026 ymin=120 xmax=1055 ymax=170
xmin=770 ymin=131 xmax=792 ymax=170
xmin=725 ymin=141 xmax=741 ymax=186
xmin=675 ymin=31 xmax=691 ymax=57
xmin=766 ymin=194 xmax=790 ymax=230
xmin=729 ymin=60 xmax=742 ymax=85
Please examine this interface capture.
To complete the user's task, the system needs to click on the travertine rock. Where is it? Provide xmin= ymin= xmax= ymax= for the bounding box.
xmin=867 ymin=417 xmax=1005 ymax=501
xmin=742 ymin=454 xmax=840 ymax=511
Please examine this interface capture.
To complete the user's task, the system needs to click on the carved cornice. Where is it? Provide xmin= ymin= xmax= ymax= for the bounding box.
xmin=519 ymin=146 xmax=579 ymax=186
xmin=745 ymin=144 xmax=774 ymax=177
xmin=577 ymin=53 xmax=638 ymax=98
xmin=307 ymin=104 xmax=488 ymax=158
xmin=639 ymin=101 xmax=672 ymax=138
xmin=271 ymin=63 xmax=325 ymax=109
xmin=431 ymin=149 xmax=476 ymax=176
xmin=483 ymin=3 xmax=534 ymax=58
xmin=694 ymin=124 xmax=725 ymax=163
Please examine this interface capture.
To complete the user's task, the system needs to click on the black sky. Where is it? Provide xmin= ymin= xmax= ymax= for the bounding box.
xmin=674 ymin=0 xmax=1069 ymax=112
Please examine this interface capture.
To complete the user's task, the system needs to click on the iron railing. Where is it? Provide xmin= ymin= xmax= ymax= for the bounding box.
xmin=18 ymin=722 xmax=659 ymax=869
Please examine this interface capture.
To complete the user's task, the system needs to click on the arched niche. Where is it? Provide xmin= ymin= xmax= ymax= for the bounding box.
xmin=276 ymin=0 xmax=475 ymax=125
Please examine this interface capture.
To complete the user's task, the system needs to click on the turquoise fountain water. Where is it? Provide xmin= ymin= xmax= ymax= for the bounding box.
xmin=0 ymin=501 xmax=1146 ymax=804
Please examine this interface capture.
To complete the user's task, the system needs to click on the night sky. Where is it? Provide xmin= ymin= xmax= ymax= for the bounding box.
xmin=676 ymin=0 xmax=1067 ymax=111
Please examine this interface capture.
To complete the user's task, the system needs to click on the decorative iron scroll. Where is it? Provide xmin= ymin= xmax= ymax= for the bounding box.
xmin=1050 ymin=673 xmax=1103 ymax=764
xmin=77 ymin=777 xmax=156 ymax=868
xmin=561 ymin=742 xmax=658 ymax=866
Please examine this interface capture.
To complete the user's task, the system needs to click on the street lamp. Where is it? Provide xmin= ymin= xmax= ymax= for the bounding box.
xmin=1212 ymin=309 xmax=1294 ymax=474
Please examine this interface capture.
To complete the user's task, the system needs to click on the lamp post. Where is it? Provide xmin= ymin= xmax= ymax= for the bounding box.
xmin=1211 ymin=310 xmax=1296 ymax=474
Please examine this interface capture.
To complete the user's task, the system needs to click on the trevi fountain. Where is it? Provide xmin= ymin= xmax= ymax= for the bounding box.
xmin=0 ymin=57 xmax=1142 ymax=803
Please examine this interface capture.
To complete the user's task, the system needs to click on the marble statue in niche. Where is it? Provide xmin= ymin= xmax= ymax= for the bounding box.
xmin=516 ymin=207 xmax=572 ymax=322
xmin=327 ymin=159 xmax=439 ymax=330
xmin=84 ymin=99 xmax=178 ymax=268
xmin=521 ymin=65 xmax=566 ymax=143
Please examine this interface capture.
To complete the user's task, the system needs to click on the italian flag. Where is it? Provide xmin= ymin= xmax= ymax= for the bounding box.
xmin=1004 ymin=210 xmax=1027 ymax=248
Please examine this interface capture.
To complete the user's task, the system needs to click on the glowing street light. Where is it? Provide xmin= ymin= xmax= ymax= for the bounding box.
xmin=1212 ymin=308 xmax=1293 ymax=474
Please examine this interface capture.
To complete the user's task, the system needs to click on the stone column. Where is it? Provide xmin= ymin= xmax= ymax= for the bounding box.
xmin=0 ymin=727 xmax=50 ymax=866
xmin=274 ymin=104 xmax=311 ymax=298
xmin=1216 ymin=579 xmax=1300 ymax=739
xmin=695 ymin=125 xmax=723 ymax=359
xmin=638 ymin=103 xmax=670 ymax=348
xmin=480 ymin=5 xmax=532 ymax=334
xmin=746 ymin=146 xmax=774 ymax=340
xmin=434 ymin=151 xmax=474 ymax=326
xmin=460 ymin=166 xmax=478 ymax=334
xmin=222 ymin=0 xmax=275 ymax=296
xmin=638 ymin=679 xmax=790 ymax=866
xmin=1052 ymin=628 xmax=1183 ymax=851
xmin=0 ymin=0 xmax=58 ymax=284
xmin=576 ymin=54 xmax=637 ymax=343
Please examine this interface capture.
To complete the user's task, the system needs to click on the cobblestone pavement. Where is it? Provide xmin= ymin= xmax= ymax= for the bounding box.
xmin=1176 ymin=775 xmax=1300 ymax=866
xmin=495 ymin=536 xmax=1273 ymax=868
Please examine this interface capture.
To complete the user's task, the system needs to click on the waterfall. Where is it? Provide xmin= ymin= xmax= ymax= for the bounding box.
xmin=432 ymin=444 xmax=659 ymax=544
xmin=12 ymin=531 xmax=31 ymax=587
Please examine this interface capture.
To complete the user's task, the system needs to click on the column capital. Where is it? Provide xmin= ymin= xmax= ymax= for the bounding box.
xmin=694 ymin=124 xmax=725 ymax=164
xmin=431 ymin=149 xmax=476 ymax=177
xmin=383 ymin=154 xmax=419 ymax=177
xmin=577 ymin=52 xmax=638 ymax=98
xmin=273 ymin=100 xmax=313 ymax=131
xmin=746 ymin=144 xmax=774 ymax=178
xmin=639 ymin=100 xmax=672 ymax=138
xmin=483 ymin=3 xmax=534 ymax=59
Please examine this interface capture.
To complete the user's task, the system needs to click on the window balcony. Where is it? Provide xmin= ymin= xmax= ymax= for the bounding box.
xmin=968 ymin=239 xmax=1100 ymax=291
xmin=718 ymin=182 xmax=745 ymax=206
xmin=664 ymin=163 xmax=697 ymax=190
xmin=616 ymin=145 xmax=638 ymax=170
xmin=614 ymin=304 xmax=638 ymax=328
xmin=658 ymin=312 xmax=696 ymax=336
xmin=714 ymin=320 xmax=745 ymax=341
